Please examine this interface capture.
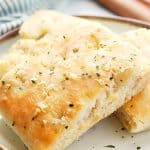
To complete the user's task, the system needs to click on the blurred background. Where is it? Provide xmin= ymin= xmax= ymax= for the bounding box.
xmin=0 ymin=0 xmax=150 ymax=35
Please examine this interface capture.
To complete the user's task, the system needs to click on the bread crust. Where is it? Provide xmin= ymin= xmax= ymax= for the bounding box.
xmin=117 ymin=29 xmax=150 ymax=133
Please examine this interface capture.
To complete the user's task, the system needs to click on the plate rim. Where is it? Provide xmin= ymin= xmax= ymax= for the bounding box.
xmin=0 ymin=15 xmax=150 ymax=41
xmin=79 ymin=15 xmax=150 ymax=28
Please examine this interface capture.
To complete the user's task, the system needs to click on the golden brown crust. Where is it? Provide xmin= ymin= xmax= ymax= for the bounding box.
xmin=124 ymin=83 xmax=150 ymax=125
xmin=117 ymin=28 xmax=150 ymax=133
xmin=117 ymin=83 xmax=150 ymax=133
xmin=0 ymin=77 xmax=102 ymax=149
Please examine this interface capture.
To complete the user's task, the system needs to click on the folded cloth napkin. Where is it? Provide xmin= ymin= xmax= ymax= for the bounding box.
xmin=0 ymin=0 xmax=64 ymax=36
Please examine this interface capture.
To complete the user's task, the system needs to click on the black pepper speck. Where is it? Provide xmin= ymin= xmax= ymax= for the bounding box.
xmin=121 ymin=127 xmax=125 ymax=131
xmin=65 ymin=77 xmax=69 ymax=80
xmin=12 ymin=121 xmax=15 ymax=126
xmin=65 ymin=126 xmax=69 ymax=129
xmin=96 ymin=73 xmax=100 ymax=77
xmin=69 ymin=104 xmax=74 ymax=107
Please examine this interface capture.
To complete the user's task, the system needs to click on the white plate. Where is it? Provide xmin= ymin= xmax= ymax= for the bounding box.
xmin=0 ymin=16 xmax=149 ymax=150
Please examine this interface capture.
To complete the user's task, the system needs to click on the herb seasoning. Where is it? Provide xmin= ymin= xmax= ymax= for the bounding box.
xmin=96 ymin=65 xmax=99 ymax=70
xmin=73 ymin=48 xmax=79 ymax=53
xmin=105 ymin=84 xmax=109 ymax=87
xmin=99 ymin=43 xmax=106 ymax=48
xmin=137 ymin=146 xmax=141 ymax=150
xmin=121 ymin=136 xmax=124 ymax=138
xmin=109 ymin=75 xmax=113 ymax=80
xmin=96 ymin=73 xmax=100 ymax=77
xmin=7 ymin=85 xmax=11 ymax=89
xmin=94 ymin=55 xmax=97 ymax=62
xmin=82 ymin=73 xmax=88 ymax=76
xmin=121 ymin=127 xmax=125 ymax=131
xmin=104 ymin=145 xmax=115 ymax=148
xmin=32 ymin=115 xmax=38 ymax=121
xmin=112 ymin=57 xmax=116 ymax=60
xmin=31 ymin=80 xmax=36 ymax=84
xmin=12 ymin=121 xmax=15 ymax=126
xmin=69 ymin=104 xmax=74 ymax=107
xmin=65 ymin=126 xmax=68 ymax=129
xmin=63 ymin=35 xmax=66 ymax=39
xmin=1 ymin=80 xmax=5 ymax=85
xmin=19 ymin=87 xmax=23 ymax=90
xmin=65 ymin=77 xmax=69 ymax=80
xmin=130 ymin=105 xmax=133 ymax=108
xmin=50 ymin=66 xmax=55 ymax=71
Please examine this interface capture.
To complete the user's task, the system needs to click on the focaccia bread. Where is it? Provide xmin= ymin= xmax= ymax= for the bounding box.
xmin=0 ymin=11 xmax=148 ymax=150
xmin=117 ymin=29 xmax=150 ymax=133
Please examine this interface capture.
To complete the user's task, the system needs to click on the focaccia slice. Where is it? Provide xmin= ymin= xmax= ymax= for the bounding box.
xmin=0 ymin=11 xmax=148 ymax=150
xmin=117 ymin=29 xmax=150 ymax=133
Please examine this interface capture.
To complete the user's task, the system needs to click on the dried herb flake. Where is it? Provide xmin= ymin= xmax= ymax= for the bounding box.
xmin=31 ymin=80 xmax=36 ymax=84
xmin=1 ymin=80 xmax=5 ymax=85
xmin=96 ymin=73 xmax=100 ymax=77
xmin=73 ymin=48 xmax=79 ymax=53
xmin=137 ymin=146 xmax=141 ymax=150
xmin=104 ymin=145 xmax=115 ymax=148
xmin=96 ymin=65 xmax=99 ymax=70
